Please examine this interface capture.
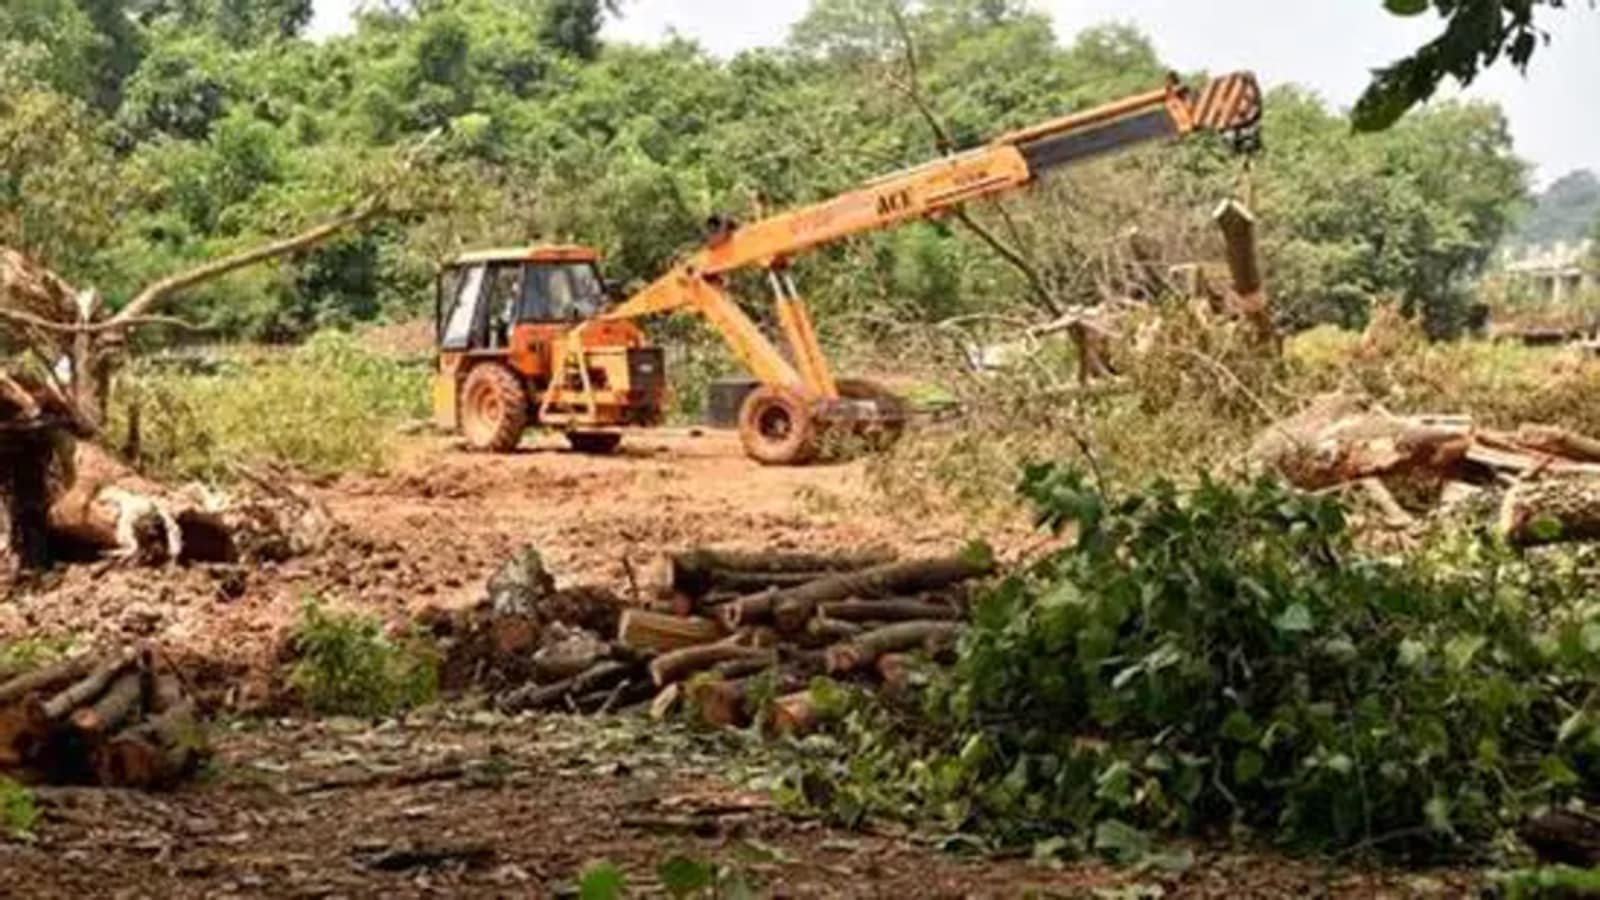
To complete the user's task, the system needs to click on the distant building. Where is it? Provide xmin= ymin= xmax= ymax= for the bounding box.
xmin=1501 ymin=240 xmax=1598 ymax=304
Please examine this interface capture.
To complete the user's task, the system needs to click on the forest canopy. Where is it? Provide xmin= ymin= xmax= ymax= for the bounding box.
xmin=0 ymin=0 xmax=1531 ymax=341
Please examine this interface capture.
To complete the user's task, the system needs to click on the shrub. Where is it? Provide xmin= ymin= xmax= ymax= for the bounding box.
xmin=112 ymin=330 xmax=431 ymax=482
xmin=288 ymin=599 xmax=438 ymax=717
xmin=782 ymin=468 xmax=1600 ymax=858
xmin=0 ymin=777 xmax=36 ymax=840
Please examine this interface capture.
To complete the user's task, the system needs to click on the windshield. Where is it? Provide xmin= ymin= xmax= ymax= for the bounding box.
xmin=522 ymin=263 xmax=606 ymax=323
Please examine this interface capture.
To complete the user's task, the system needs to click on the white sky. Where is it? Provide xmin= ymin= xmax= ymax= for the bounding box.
xmin=310 ymin=0 xmax=1600 ymax=186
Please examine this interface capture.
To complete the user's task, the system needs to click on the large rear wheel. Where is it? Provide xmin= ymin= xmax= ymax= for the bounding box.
xmin=460 ymin=363 xmax=528 ymax=453
xmin=566 ymin=431 xmax=623 ymax=455
xmin=738 ymin=385 xmax=818 ymax=466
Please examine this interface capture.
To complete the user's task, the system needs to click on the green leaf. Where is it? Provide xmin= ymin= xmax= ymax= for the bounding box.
xmin=1274 ymin=603 xmax=1314 ymax=634
xmin=1384 ymin=0 xmax=1430 ymax=15
xmin=1233 ymin=749 xmax=1266 ymax=785
xmin=1398 ymin=638 xmax=1429 ymax=668
xmin=1444 ymin=635 xmax=1486 ymax=671
xmin=1220 ymin=710 xmax=1257 ymax=744
xmin=1541 ymin=755 xmax=1581 ymax=788
xmin=1424 ymin=796 xmax=1453 ymax=834
xmin=1530 ymin=515 xmax=1565 ymax=543
xmin=579 ymin=861 xmax=626 ymax=900
xmin=1093 ymin=819 xmax=1152 ymax=865
xmin=656 ymin=855 xmax=715 ymax=898
xmin=1558 ymin=711 xmax=1591 ymax=745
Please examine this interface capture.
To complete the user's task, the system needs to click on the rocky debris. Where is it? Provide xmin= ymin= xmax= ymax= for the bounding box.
xmin=1253 ymin=393 xmax=1600 ymax=546
xmin=0 ymin=646 xmax=208 ymax=789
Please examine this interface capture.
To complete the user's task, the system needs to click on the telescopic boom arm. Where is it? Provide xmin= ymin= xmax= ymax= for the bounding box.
xmin=593 ymin=71 xmax=1264 ymax=399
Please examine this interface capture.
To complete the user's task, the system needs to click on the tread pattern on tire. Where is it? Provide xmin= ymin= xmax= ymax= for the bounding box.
xmin=738 ymin=385 xmax=818 ymax=466
xmin=461 ymin=363 xmax=528 ymax=453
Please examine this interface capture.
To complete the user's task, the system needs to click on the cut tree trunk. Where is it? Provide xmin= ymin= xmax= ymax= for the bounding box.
xmin=93 ymin=699 xmax=204 ymax=790
xmin=1519 ymin=808 xmax=1600 ymax=867
xmin=825 ymin=622 xmax=964 ymax=674
xmin=1513 ymin=425 xmax=1600 ymax=464
xmin=767 ymin=692 xmax=818 ymax=737
xmin=670 ymin=547 xmax=895 ymax=598
xmin=69 ymin=671 xmax=142 ymax=735
xmin=757 ymin=553 xmax=993 ymax=633
xmin=818 ymin=600 xmax=961 ymax=624
xmin=0 ymin=653 xmax=94 ymax=704
xmin=497 ymin=660 xmax=637 ymax=712
xmin=616 ymin=610 xmax=725 ymax=654
xmin=648 ymin=640 xmax=776 ymax=688
xmin=1499 ymin=475 xmax=1600 ymax=547
xmin=42 ymin=650 xmax=136 ymax=720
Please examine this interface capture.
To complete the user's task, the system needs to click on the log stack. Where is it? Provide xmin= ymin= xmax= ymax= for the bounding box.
xmin=0 ymin=647 xmax=208 ymax=789
xmin=1251 ymin=394 xmax=1600 ymax=547
xmin=492 ymin=546 xmax=993 ymax=734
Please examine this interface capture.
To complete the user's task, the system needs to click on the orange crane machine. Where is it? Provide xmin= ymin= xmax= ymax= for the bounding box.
xmin=433 ymin=71 xmax=1263 ymax=464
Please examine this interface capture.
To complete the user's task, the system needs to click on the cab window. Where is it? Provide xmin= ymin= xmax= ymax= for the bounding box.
xmin=439 ymin=264 xmax=486 ymax=350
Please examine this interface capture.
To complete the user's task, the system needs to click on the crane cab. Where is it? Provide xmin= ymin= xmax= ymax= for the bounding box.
xmin=432 ymin=245 xmax=666 ymax=453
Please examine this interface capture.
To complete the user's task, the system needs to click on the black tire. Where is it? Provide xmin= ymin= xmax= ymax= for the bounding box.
xmin=738 ymin=385 xmax=819 ymax=466
xmin=460 ymin=363 xmax=528 ymax=453
xmin=835 ymin=378 xmax=908 ymax=450
xmin=566 ymin=431 xmax=623 ymax=455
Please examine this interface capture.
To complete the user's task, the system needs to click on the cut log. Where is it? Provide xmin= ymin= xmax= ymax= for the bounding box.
xmin=649 ymin=683 xmax=682 ymax=721
xmin=1499 ymin=475 xmax=1600 ymax=547
xmin=0 ymin=698 xmax=49 ymax=769
xmin=670 ymin=547 xmax=895 ymax=598
xmin=876 ymin=653 xmax=913 ymax=692
xmin=93 ymin=699 xmax=205 ymax=789
xmin=42 ymin=650 xmax=136 ymax=720
xmin=685 ymin=678 xmax=752 ymax=729
xmin=0 ymin=654 xmax=95 ymax=705
xmin=648 ymin=640 xmax=776 ymax=688
xmin=1249 ymin=397 xmax=1478 ymax=490
xmin=69 ymin=671 xmax=142 ymax=736
xmin=825 ymin=622 xmax=964 ymax=674
xmin=764 ymin=552 xmax=994 ymax=633
xmin=767 ymin=692 xmax=817 ymax=737
xmin=497 ymin=660 xmax=636 ymax=712
xmin=805 ymin=617 xmax=863 ymax=644
xmin=718 ymin=592 xmax=777 ymax=630
xmin=1515 ymin=425 xmax=1600 ymax=464
xmin=818 ymin=600 xmax=961 ymax=624
xmin=1519 ymin=808 xmax=1600 ymax=867
xmin=616 ymin=610 xmax=725 ymax=654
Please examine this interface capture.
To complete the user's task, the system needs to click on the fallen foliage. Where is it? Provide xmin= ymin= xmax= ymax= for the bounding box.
xmin=777 ymin=467 xmax=1600 ymax=860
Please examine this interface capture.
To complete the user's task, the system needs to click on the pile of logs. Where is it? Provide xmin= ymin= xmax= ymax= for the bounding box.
xmin=493 ymin=546 xmax=994 ymax=733
xmin=0 ymin=647 xmax=207 ymax=789
xmin=1252 ymin=393 xmax=1600 ymax=546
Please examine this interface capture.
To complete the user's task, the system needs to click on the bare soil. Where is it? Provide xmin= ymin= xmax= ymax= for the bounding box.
xmin=0 ymin=431 xmax=1482 ymax=897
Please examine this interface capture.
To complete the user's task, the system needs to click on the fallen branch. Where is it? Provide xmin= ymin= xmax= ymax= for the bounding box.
xmin=497 ymin=660 xmax=636 ymax=713
xmin=818 ymin=599 xmax=961 ymax=624
xmin=760 ymin=552 xmax=994 ymax=633
xmin=648 ymin=640 xmax=776 ymax=688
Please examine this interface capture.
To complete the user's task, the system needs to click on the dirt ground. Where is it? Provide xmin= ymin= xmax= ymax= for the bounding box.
xmin=0 ymin=430 xmax=965 ymax=700
xmin=0 ymin=431 xmax=1483 ymax=897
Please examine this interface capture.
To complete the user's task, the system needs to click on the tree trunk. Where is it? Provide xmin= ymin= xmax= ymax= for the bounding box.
xmin=824 ymin=622 xmax=964 ymax=674
xmin=648 ymin=640 xmax=776 ymax=688
xmin=761 ymin=553 xmax=993 ymax=633
xmin=0 ymin=653 xmax=95 ymax=704
xmin=93 ymin=699 xmax=204 ymax=789
xmin=497 ymin=660 xmax=637 ymax=713
xmin=42 ymin=650 xmax=137 ymax=720
xmin=1519 ymin=808 xmax=1600 ymax=867
xmin=767 ymin=692 xmax=818 ymax=737
xmin=69 ymin=671 xmax=142 ymax=735
xmin=670 ymin=547 xmax=895 ymax=598
xmin=1499 ymin=475 xmax=1600 ymax=547
xmin=818 ymin=600 xmax=961 ymax=624
xmin=616 ymin=610 xmax=725 ymax=654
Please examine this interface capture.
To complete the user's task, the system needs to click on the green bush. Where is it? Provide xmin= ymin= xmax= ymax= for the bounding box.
xmin=0 ymin=777 xmax=36 ymax=840
xmin=783 ymin=468 xmax=1600 ymax=858
xmin=288 ymin=599 xmax=439 ymax=718
xmin=113 ymin=330 xmax=431 ymax=482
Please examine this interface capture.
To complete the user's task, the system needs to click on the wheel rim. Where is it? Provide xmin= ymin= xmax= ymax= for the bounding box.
xmin=756 ymin=404 xmax=793 ymax=443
